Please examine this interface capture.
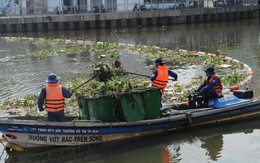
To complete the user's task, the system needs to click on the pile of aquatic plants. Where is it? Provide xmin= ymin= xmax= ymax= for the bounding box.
xmin=221 ymin=71 xmax=248 ymax=87
xmin=36 ymin=37 xmax=66 ymax=45
xmin=0 ymin=94 xmax=40 ymax=116
xmin=3 ymin=37 xmax=31 ymax=42
xmin=93 ymin=64 xmax=114 ymax=82
xmin=15 ymin=46 xmax=88 ymax=61
xmin=0 ymin=36 xmax=92 ymax=62
xmin=125 ymin=44 xmax=245 ymax=71
xmin=0 ymin=93 xmax=80 ymax=117
xmin=1 ymin=38 xmax=246 ymax=74
xmin=90 ymin=42 xmax=122 ymax=59
xmin=65 ymin=75 xmax=150 ymax=98
xmin=2 ymin=36 xmax=67 ymax=46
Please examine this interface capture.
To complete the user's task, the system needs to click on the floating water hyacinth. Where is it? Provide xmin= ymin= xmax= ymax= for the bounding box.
xmin=0 ymin=37 xmax=252 ymax=117
xmin=93 ymin=64 xmax=114 ymax=83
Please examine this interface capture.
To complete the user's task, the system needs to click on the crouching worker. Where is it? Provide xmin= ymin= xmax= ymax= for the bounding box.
xmin=37 ymin=73 xmax=73 ymax=122
xmin=196 ymin=66 xmax=223 ymax=107
xmin=149 ymin=58 xmax=178 ymax=108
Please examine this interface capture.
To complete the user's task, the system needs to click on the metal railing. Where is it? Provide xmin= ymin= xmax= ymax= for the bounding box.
xmin=0 ymin=0 xmax=258 ymax=17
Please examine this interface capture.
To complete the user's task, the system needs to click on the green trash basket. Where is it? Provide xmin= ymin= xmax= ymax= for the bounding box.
xmin=142 ymin=88 xmax=161 ymax=119
xmin=120 ymin=92 xmax=146 ymax=122
xmin=87 ymin=96 xmax=116 ymax=122
xmin=80 ymin=96 xmax=90 ymax=120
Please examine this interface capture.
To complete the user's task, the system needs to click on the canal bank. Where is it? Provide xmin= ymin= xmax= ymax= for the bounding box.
xmin=0 ymin=5 xmax=259 ymax=33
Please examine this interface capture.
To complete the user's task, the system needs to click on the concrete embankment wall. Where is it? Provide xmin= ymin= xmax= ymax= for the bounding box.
xmin=0 ymin=5 xmax=259 ymax=33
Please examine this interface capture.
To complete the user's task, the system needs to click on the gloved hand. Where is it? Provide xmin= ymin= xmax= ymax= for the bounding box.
xmin=147 ymin=75 xmax=150 ymax=78
xmin=39 ymin=107 xmax=44 ymax=112
xmin=71 ymin=90 xmax=74 ymax=94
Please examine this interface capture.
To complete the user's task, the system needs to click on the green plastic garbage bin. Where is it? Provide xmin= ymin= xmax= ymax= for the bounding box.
xmin=142 ymin=88 xmax=161 ymax=119
xmin=120 ymin=92 xmax=146 ymax=122
xmin=87 ymin=96 xmax=116 ymax=122
xmin=80 ymin=96 xmax=90 ymax=120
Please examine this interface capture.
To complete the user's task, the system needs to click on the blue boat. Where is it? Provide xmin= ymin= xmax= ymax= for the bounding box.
xmin=0 ymin=90 xmax=260 ymax=151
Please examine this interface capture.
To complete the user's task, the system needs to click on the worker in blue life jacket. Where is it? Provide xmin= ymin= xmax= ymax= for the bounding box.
xmin=38 ymin=73 xmax=73 ymax=122
xmin=149 ymin=58 xmax=178 ymax=108
xmin=197 ymin=66 xmax=223 ymax=101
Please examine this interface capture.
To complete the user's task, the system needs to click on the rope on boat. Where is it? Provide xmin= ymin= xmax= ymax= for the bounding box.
xmin=5 ymin=142 xmax=24 ymax=152
xmin=0 ymin=133 xmax=6 ymax=149
xmin=0 ymin=140 xmax=6 ymax=149
xmin=0 ymin=146 xmax=7 ymax=161
xmin=0 ymin=134 xmax=24 ymax=152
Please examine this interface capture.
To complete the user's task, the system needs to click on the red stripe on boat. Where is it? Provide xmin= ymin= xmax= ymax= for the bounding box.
xmin=6 ymin=134 xmax=17 ymax=139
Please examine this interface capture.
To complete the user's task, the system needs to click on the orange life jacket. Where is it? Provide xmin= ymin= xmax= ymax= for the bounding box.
xmin=152 ymin=65 xmax=168 ymax=92
xmin=205 ymin=74 xmax=223 ymax=96
xmin=45 ymin=83 xmax=65 ymax=113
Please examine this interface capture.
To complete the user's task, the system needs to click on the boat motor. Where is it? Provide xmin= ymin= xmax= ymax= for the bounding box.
xmin=188 ymin=92 xmax=208 ymax=108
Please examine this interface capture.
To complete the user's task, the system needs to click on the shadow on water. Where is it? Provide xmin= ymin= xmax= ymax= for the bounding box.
xmin=4 ymin=118 xmax=260 ymax=163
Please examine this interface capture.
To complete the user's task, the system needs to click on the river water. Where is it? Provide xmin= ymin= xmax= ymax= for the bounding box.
xmin=0 ymin=18 xmax=260 ymax=162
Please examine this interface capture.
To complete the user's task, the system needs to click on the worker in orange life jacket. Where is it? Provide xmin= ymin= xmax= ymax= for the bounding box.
xmin=149 ymin=58 xmax=178 ymax=107
xmin=37 ymin=73 xmax=73 ymax=122
xmin=197 ymin=66 xmax=223 ymax=101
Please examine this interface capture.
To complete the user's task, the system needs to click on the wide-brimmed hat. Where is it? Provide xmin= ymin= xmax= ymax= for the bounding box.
xmin=46 ymin=73 xmax=60 ymax=83
xmin=204 ymin=66 xmax=215 ymax=74
xmin=154 ymin=58 xmax=165 ymax=65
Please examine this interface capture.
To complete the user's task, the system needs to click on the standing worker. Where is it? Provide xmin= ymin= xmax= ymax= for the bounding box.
xmin=197 ymin=66 xmax=223 ymax=102
xmin=149 ymin=58 xmax=178 ymax=107
xmin=38 ymin=73 xmax=73 ymax=122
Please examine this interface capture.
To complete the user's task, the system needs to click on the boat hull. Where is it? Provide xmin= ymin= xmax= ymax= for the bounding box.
xmin=2 ymin=128 xmax=170 ymax=148
xmin=0 ymin=114 xmax=188 ymax=148
xmin=1 ymin=99 xmax=260 ymax=149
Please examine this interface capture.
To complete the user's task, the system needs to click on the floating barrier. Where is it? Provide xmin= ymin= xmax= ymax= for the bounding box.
xmin=230 ymin=85 xmax=239 ymax=92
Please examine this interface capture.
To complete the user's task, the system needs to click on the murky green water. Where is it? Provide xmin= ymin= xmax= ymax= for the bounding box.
xmin=0 ymin=18 xmax=260 ymax=162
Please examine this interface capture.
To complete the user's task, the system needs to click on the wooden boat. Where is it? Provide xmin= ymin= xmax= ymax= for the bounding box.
xmin=5 ymin=118 xmax=260 ymax=162
xmin=0 ymin=90 xmax=260 ymax=151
